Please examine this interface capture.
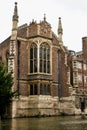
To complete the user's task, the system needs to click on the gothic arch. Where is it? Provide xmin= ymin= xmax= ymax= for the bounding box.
xmin=30 ymin=43 xmax=38 ymax=73
xmin=39 ymin=42 xmax=50 ymax=73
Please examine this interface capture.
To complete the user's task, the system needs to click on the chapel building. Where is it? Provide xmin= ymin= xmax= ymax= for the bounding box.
xmin=0 ymin=2 xmax=86 ymax=117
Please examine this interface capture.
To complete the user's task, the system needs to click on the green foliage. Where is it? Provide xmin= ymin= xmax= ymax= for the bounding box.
xmin=0 ymin=63 xmax=16 ymax=118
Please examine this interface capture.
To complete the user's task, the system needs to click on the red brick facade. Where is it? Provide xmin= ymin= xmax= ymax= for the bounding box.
xmin=0 ymin=3 xmax=72 ymax=99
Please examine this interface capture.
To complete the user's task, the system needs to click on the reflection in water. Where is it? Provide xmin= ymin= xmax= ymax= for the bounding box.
xmin=1 ymin=116 xmax=87 ymax=130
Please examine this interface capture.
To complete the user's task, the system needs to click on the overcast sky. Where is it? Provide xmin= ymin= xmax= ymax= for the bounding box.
xmin=1 ymin=0 xmax=87 ymax=52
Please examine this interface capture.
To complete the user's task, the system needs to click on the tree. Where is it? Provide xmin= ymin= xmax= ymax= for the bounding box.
xmin=0 ymin=63 xmax=16 ymax=119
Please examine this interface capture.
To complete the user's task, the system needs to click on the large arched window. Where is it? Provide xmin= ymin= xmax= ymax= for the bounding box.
xmin=30 ymin=43 xmax=37 ymax=73
xmin=40 ymin=43 xmax=50 ymax=73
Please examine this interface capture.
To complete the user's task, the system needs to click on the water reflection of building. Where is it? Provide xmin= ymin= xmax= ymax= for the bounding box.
xmin=0 ymin=2 xmax=87 ymax=118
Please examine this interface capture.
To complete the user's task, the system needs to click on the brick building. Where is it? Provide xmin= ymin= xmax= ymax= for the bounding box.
xmin=74 ymin=37 xmax=87 ymax=113
xmin=0 ymin=2 xmax=86 ymax=117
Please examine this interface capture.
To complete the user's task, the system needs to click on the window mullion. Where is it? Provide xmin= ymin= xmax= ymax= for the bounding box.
xmin=38 ymin=45 xmax=39 ymax=73
xmin=46 ymin=48 xmax=47 ymax=73
xmin=42 ymin=47 xmax=44 ymax=72
xmin=33 ymin=46 xmax=34 ymax=73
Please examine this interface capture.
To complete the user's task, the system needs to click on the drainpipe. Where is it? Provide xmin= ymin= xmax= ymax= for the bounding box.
xmin=17 ymin=40 xmax=20 ymax=97
xmin=58 ymin=49 xmax=62 ymax=101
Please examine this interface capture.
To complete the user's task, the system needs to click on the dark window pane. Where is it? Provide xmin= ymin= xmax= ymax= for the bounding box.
xmin=40 ymin=84 xmax=50 ymax=95
xmin=30 ymin=85 xmax=33 ymax=95
xmin=34 ymin=84 xmax=38 ymax=95
xmin=30 ymin=60 xmax=33 ymax=73
xmin=34 ymin=47 xmax=37 ymax=59
xmin=34 ymin=60 xmax=37 ymax=72
xmin=40 ymin=60 xmax=42 ymax=72
xmin=44 ymin=61 xmax=46 ymax=73
xmin=47 ymin=85 xmax=50 ymax=95
xmin=44 ymin=48 xmax=46 ymax=59
xmin=47 ymin=49 xmax=50 ymax=60
xmin=44 ymin=84 xmax=46 ymax=95
xmin=47 ymin=61 xmax=50 ymax=73
xmin=40 ymin=84 xmax=43 ymax=95
xmin=30 ymin=48 xmax=33 ymax=59
xmin=40 ymin=47 xmax=42 ymax=58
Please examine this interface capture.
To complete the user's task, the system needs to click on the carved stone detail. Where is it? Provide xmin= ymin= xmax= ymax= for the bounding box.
xmin=8 ymin=57 xmax=14 ymax=77
xmin=10 ymin=41 xmax=16 ymax=55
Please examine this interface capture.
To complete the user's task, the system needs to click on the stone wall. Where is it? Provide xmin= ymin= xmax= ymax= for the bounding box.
xmin=11 ymin=96 xmax=60 ymax=118
xmin=11 ymin=95 xmax=83 ymax=118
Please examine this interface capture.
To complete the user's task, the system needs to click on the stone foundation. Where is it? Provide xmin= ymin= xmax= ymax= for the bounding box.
xmin=11 ymin=95 xmax=83 ymax=118
xmin=11 ymin=96 xmax=60 ymax=118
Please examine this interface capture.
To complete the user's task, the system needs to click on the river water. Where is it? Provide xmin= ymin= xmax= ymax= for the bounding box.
xmin=0 ymin=116 xmax=87 ymax=130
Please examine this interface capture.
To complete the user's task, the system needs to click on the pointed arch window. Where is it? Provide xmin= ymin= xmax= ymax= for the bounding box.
xmin=40 ymin=43 xmax=50 ymax=73
xmin=30 ymin=43 xmax=37 ymax=73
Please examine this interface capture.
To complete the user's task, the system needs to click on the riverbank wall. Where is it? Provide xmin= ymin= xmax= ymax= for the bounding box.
xmin=9 ymin=95 xmax=82 ymax=118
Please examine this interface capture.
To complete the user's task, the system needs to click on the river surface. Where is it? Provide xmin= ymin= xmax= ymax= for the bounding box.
xmin=0 ymin=116 xmax=87 ymax=130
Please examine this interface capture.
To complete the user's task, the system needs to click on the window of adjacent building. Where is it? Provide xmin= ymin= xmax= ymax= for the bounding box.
xmin=84 ymin=76 xmax=87 ymax=83
xmin=78 ymin=75 xmax=82 ymax=83
xmin=84 ymin=64 xmax=86 ymax=70
xmin=77 ymin=62 xmax=82 ymax=69
xmin=30 ymin=43 xmax=37 ymax=73
xmin=39 ymin=43 xmax=50 ymax=73
xmin=30 ymin=84 xmax=38 ymax=95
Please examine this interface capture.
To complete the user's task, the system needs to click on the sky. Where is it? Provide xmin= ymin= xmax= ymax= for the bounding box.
xmin=1 ymin=0 xmax=87 ymax=52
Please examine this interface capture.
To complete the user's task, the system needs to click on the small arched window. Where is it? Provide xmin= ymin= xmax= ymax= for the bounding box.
xmin=30 ymin=84 xmax=38 ymax=95
xmin=40 ymin=83 xmax=50 ymax=95
xmin=30 ymin=43 xmax=37 ymax=73
xmin=40 ymin=43 xmax=50 ymax=73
